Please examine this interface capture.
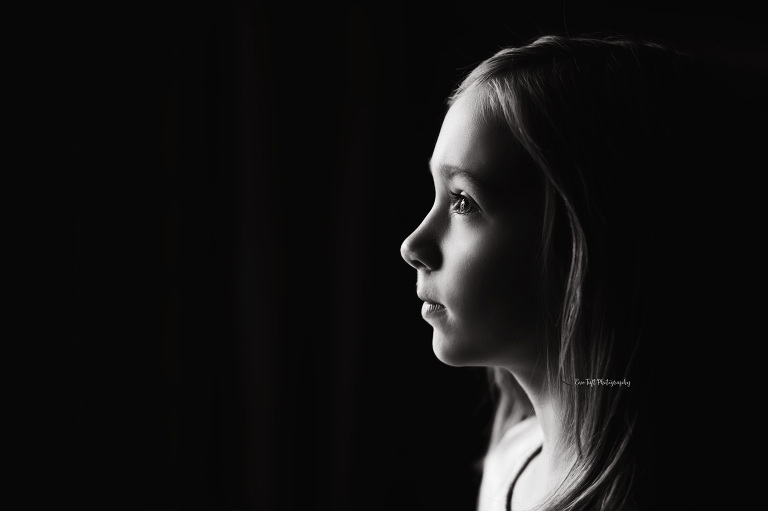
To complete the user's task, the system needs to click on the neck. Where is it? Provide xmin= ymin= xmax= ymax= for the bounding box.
xmin=507 ymin=364 xmax=575 ymax=506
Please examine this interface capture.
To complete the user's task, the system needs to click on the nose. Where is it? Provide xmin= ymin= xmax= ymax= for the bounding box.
xmin=400 ymin=216 xmax=441 ymax=271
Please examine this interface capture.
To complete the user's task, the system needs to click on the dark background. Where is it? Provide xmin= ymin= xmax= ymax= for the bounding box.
xmin=59 ymin=1 xmax=766 ymax=510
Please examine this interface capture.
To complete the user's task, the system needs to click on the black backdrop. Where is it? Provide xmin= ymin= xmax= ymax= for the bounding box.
xmin=64 ymin=2 xmax=767 ymax=510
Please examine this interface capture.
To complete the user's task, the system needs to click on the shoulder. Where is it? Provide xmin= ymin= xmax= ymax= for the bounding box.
xmin=477 ymin=415 xmax=543 ymax=511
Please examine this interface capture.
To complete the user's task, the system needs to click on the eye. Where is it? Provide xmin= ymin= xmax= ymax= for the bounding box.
xmin=449 ymin=192 xmax=479 ymax=216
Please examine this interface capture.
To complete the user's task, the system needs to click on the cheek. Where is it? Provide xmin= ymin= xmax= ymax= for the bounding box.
xmin=448 ymin=224 xmax=540 ymax=329
xmin=434 ymin=232 xmax=538 ymax=367
xmin=448 ymin=230 xmax=531 ymax=316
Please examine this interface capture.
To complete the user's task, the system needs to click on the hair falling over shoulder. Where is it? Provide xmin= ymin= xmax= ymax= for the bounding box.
xmin=456 ymin=35 xmax=764 ymax=511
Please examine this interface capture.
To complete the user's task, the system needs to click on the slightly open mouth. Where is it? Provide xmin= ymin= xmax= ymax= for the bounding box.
xmin=425 ymin=302 xmax=445 ymax=312
xmin=423 ymin=301 xmax=446 ymax=314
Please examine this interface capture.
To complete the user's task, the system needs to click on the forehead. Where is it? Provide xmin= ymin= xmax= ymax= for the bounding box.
xmin=431 ymin=90 xmax=528 ymax=189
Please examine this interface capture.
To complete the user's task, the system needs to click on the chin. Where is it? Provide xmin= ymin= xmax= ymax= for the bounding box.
xmin=432 ymin=331 xmax=491 ymax=367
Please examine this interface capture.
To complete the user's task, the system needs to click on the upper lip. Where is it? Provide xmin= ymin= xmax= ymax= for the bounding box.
xmin=417 ymin=292 xmax=443 ymax=306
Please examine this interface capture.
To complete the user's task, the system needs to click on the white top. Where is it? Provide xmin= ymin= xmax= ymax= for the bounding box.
xmin=477 ymin=415 xmax=544 ymax=511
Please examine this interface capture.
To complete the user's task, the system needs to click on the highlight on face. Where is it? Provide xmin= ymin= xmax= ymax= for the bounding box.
xmin=400 ymin=35 xmax=733 ymax=510
xmin=400 ymin=87 xmax=545 ymax=371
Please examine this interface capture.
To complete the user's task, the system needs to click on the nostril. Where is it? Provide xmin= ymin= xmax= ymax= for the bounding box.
xmin=401 ymin=213 xmax=442 ymax=271
xmin=401 ymin=233 xmax=439 ymax=272
xmin=400 ymin=237 xmax=418 ymax=268
xmin=401 ymin=237 xmax=421 ymax=269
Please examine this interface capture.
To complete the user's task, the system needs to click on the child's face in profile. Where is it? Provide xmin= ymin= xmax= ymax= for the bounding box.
xmin=401 ymin=90 xmax=543 ymax=370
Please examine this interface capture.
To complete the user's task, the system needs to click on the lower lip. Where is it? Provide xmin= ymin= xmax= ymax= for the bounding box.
xmin=421 ymin=301 xmax=447 ymax=319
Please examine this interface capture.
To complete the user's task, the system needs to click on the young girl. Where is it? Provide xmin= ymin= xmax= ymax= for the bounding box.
xmin=400 ymin=36 xmax=762 ymax=511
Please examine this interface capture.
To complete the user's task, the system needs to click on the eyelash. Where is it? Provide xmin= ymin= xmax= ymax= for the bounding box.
xmin=449 ymin=192 xmax=479 ymax=216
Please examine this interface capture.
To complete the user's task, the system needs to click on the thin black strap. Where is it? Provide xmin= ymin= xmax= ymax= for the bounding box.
xmin=505 ymin=445 xmax=543 ymax=511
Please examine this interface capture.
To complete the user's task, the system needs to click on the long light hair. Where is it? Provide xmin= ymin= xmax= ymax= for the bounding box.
xmin=450 ymin=35 xmax=755 ymax=510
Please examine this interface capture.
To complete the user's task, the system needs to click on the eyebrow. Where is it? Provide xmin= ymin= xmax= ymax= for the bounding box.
xmin=428 ymin=159 xmax=488 ymax=190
